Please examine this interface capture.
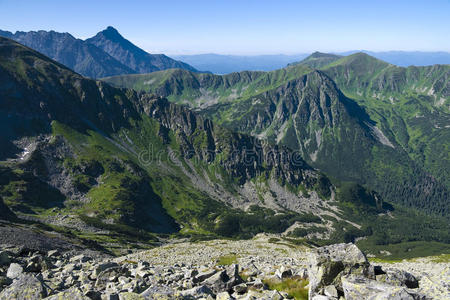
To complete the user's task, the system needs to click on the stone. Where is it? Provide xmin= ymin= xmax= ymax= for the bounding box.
xmin=324 ymin=285 xmax=338 ymax=298
xmin=118 ymin=292 xmax=145 ymax=300
xmin=203 ymin=270 xmax=229 ymax=292
xmin=44 ymin=287 xmax=90 ymax=299
xmin=275 ymin=266 xmax=293 ymax=279
xmin=94 ymin=262 xmax=120 ymax=278
xmin=179 ymin=285 xmax=213 ymax=297
xmin=140 ymin=285 xmax=175 ymax=299
xmin=216 ymin=291 xmax=233 ymax=300
xmin=70 ymin=254 xmax=91 ymax=263
xmin=342 ymin=275 xmax=425 ymax=300
xmin=184 ymin=269 xmax=199 ymax=279
xmin=308 ymin=243 xmax=373 ymax=299
xmin=376 ymin=268 xmax=419 ymax=288
xmin=196 ymin=269 xmax=217 ymax=282
xmin=6 ymin=262 xmax=23 ymax=279
xmin=233 ymin=282 xmax=248 ymax=294
xmin=0 ymin=274 xmax=46 ymax=300
xmin=47 ymin=250 xmax=60 ymax=258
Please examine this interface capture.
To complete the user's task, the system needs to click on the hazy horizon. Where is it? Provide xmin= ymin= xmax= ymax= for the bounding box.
xmin=1 ymin=0 xmax=449 ymax=55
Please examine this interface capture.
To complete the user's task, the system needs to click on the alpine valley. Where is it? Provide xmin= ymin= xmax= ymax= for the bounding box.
xmin=0 ymin=26 xmax=449 ymax=300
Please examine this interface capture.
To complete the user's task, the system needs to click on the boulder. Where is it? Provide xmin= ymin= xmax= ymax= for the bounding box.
xmin=140 ymin=285 xmax=177 ymax=299
xmin=118 ymin=292 xmax=145 ymax=300
xmin=43 ymin=287 xmax=90 ymax=300
xmin=6 ymin=262 xmax=23 ymax=279
xmin=195 ymin=269 xmax=217 ymax=282
xmin=47 ymin=250 xmax=60 ymax=258
xmin=0 ymin=274 xmax=47 ymax=300
xmin=307 ymin=243 xmax=373 ymax=299
xmin=93 ymin=262 xmax=120 ymax=278
xmin=70 ymin=254 xmax=91 ymax=263
xmin=324 ymin=285 xmax=338 ymax=298
xmin=342 ymin=275 xmax=426 ymax=300
xmin=179 ymin=285 xmax=214 ymax=298
xmin=275 ymin=266 xmax=293 ymax=279
xmin=216 ymin=291 xmax=234 ymax=300
xmin=376 ymin=268 xmax=419 ymax=288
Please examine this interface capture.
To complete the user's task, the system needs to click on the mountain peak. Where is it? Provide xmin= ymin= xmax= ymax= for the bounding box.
xmin=97 ymin=26 xmax=124 ymax=41
xmin=309 ymin=51 xmax=339 ymax=59
xmin=290 ymin=52 xmax=342 ymax=69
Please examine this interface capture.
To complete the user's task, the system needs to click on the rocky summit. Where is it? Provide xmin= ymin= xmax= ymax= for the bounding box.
xmin=0 ymin=236 xmax=448 ymax=300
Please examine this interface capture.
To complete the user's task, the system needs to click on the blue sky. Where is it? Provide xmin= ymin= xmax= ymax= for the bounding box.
xmin=0 ymin=0 xmax=449 ymax=55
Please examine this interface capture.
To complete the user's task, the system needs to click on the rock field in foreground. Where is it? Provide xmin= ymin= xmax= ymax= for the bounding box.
xmin=0 ymin=235 xmax=448 ymax=299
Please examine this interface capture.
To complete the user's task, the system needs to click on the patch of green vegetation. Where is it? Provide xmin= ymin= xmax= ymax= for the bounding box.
xmin=263 ymin=276 xmax=309 ymax=300
xmin=216 ymin=254 xmax=238 ymax=266
xmin=358 ymin=241 xmax=450 ymax=261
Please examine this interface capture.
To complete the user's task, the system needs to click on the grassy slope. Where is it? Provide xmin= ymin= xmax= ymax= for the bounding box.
xmin=320 ymin=53 xmax=450 ymax=187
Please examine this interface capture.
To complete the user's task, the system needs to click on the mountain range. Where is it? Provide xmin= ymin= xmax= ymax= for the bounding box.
xmin=104 ymin=53 xmax=450 ymax=217
xmin=0 ymin=35 xmax=449 ymax=257
xmin=0 ymin=26 xmax=197 ymax=78
xmin=173 ymin=51 xmax=450 ymax=74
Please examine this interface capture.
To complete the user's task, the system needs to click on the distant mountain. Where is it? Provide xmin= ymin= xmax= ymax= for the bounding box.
xmin=288 ymin=52 xmax=342 ymax=68
xmin=87 ymin=26 xmax=197 ymax=74
xmin=0 ymin=27 xmax=198 ymax=78
xmin=339 ymin=51 xmax=450 ymax=67
xmin=171 ymin=53 xmax=308 ymax=74
xmin=0 ymin=29 xmax=135 ymax=78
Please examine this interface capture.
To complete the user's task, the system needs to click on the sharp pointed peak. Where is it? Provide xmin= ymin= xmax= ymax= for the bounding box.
xmin=96 ymin=26 xmax=123 ymax=40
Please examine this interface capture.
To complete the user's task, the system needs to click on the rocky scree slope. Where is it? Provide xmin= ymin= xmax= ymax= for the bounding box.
xmin=0 ymin=36 xmax=344 ymax=245
xmin=0 ymin=238 xmax=447 ymax=299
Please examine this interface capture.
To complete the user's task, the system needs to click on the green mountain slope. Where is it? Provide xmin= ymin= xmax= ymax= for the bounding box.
xmin=103 ymin=65 xmax=312 ymax=107
xmin=317 ymin=53 xmax=450 ymax=187
xmin=103 ymin=54 xmax=450 ymax=217
xmin=0 ymin=37 xmax=341 ymax=245
xmin=288 ymin=52 xmax=342 ymax=69
xmin=1 ymin=37 xmax=449 ymax=258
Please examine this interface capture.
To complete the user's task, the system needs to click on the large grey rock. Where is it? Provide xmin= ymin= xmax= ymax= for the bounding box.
xmin=140 ymin=285 xmax=177 ymax=299
xmin=179 ymin=285 xmax=214 ymax=298
xmin=6 ymin=262 xmax=23 ymax=279
xmin=195 ymin=269 xmax=217 ymax=282
xmin=94 ymin=261 xmax=119 ymax=278
xmin=342 ymin=275 xmax=426 ymax=300
xmin=44 ymin=287 xmax=90 ymax=299
xmin=307 ymin=243 xmax=373 ymax=299
xmin=376 ymin=268 xmax=419 ymax=288
xmin=275 ymin=266 xmax=293 ymax=279
xmin=216 ymin=291 xmax=233 ymax=300
xmin=0 ymin=274 xmax=47 ymax=300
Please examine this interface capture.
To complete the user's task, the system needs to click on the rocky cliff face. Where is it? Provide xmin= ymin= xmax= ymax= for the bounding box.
xmin=139 ymin=95 xmax=319 ymax=188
